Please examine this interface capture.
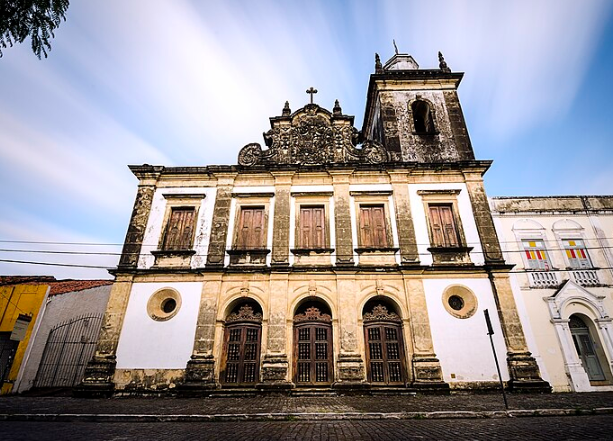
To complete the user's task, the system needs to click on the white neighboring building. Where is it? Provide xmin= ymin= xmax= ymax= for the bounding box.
xmin=491 ymin=196 xmax=613 ymax=392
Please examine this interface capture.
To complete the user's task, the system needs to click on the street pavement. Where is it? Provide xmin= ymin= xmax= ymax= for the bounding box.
xmin=2 ymin=416 xmax=613 ymax=440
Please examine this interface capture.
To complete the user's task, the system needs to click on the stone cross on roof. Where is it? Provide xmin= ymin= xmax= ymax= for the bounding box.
xmin=306 ymin=86 xmax=318 ymax=104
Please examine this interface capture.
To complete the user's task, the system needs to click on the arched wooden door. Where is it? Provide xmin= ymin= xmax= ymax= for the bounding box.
xmin=363 ymin=303 xmax=407 ymax=386
xmin=293 ymin=305 xmax=333 ymax=386
xmin=570 ymin=315 xmax=606 ymax=381
xmin=221 ymin=303 xmax=262 ymax=386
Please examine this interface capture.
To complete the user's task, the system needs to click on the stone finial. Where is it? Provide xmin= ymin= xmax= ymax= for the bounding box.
xmin=375 ymin=53 xmax=383 ymax=73
xmin=282 ymin=101 xmax=291 ymax=116
xmin=438 ymin=51 xmax=451 ymax=73
xmin=333 ymin=99 xmax=342 ymax=115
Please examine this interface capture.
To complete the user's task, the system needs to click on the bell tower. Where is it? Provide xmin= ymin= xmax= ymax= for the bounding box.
xmin=363 ymin=51 xmax=474 ymax=163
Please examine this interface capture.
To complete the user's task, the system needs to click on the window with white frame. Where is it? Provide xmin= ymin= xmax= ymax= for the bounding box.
xmin=522 ymin=240 xmax=551 ymax=270
xmin=562 ymin=239 xmax=592 ymax=269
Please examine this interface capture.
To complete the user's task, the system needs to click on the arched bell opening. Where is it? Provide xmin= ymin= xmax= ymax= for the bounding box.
xmin=293 ymin=299 xmax=333 ymax=387
xmin=411 ymin=100 xmax=435 ymax=134
xmin=220 ymin=299 xmax=263 ymax=387
xmin=362 ymin=297 xmax=407 ymax=386
xmin=569 ymin=314 xmax=611 ymax=384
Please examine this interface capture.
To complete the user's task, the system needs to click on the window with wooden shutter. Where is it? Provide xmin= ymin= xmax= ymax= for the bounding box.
xmin=359 ymin=205 xmax=388 ymax=248
xmin=428 ymin=204 xmax=460 ymax=247
xmin=236 ymin=207 xmax=265 ymax=249
xmin=562 ymin=239 xmax=591 ymax=269
xmin=300 ymin=206 xmax=325 ymax=249
xmin=162 ymin=207 xmax=196 ymax=251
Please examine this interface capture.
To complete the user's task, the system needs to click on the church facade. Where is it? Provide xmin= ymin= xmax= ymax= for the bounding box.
xmin=77 ymin=52 xmax=549 ymax=396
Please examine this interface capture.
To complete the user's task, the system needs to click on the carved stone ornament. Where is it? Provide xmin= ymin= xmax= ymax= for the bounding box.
xmin=237 ymin=103 xmax=387 ymax=167
xmin=225 ymin=305 xmax=263 ymax=323
xmin=294 ymin=306 xmax=332 ymax=323
xmin=363 ymin=304 xmax=402 ymax=323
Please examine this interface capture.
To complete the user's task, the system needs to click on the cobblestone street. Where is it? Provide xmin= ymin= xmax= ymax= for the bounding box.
xmin=2 ymin=415 xmax=613 ymax=441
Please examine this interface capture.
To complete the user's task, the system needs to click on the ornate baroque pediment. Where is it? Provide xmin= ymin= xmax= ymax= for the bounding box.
xmin=238 ymin=102 xmax=387 ymax=167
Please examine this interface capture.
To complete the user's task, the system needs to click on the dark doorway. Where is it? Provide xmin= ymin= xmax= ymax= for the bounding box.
xmin=363 ymin=300 xmax=407 ymax=386
xmin=221 ymin=301 xmax=262 ymax=386
xmin=293 ymin=301 xmax=333 ymax=386
xmin=570 ymin=315 xmax=606 ymax=382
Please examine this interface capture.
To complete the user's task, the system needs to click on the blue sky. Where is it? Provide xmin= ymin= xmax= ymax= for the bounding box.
xmin=1 ymin=0 xmax=612 ymax=279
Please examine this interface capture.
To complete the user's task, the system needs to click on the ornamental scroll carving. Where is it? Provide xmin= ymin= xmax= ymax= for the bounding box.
xmin=225 ymin=305 xmax=263 ymax=324
xmin=363 ymin=304 xmax=402 ymax=323
xmin=238 ymin=103 xmax=387 ymax=167
xmin=294 ymin=306 xmax=332 ymax=323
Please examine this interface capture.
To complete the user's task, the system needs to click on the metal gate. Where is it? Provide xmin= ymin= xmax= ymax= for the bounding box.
xmin=34 ymin=314 xmax=103 ymax=388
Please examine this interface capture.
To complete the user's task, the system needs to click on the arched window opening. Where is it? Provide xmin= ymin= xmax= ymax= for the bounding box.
xmin=293 ymin=300 xmax=333 ymax=386
xmin=362 ymin=297 xmax=407 ymax=386
xmin=569 ymin=315 xmax=606 ymax=382
xmin=221 ymin=300 xmax=263 ymax=386
xmin=412 ymin=100 xmax=435 ymax=134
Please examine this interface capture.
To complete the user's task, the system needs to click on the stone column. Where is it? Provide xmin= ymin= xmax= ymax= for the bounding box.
xmin=595 ymin=318 xmax=613 ymax=375
xmin=178 ymin=277 xmax=222 ymax=396
xmin=74 ymin=275 xmax=134 ymax=397
xmin=257 ymin=274 xmax=293 ymax=391
xmin=334 ymin=274 xmax=368 ymax=390
xmin=329 ymin=170 xmax=354 ymax=266
xmin=270 ymin=172 xmax=294 ymax=268
xmin=552 ymin=318 xmax=591 ymax=392
xmin=388 ymin=171 xmax=419 ymax=264
xmin=206 ymin=173 xmax=237 ymax=268
xmin=489 ymin=273 xmax=550 ymax=392
xmin=403 ymin=276 xmax=448 ymax=391
xmin=464 ymin=174 xmax=504 ymax=264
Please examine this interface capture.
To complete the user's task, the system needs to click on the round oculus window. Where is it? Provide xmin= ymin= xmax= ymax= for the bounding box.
xmin=442 ymin=285 xmax=477 ymax=319
xmin=147 ymin=288 xmax=182 ymax=321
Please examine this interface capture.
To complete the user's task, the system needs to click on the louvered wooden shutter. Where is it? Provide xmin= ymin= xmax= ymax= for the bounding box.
xmin=238 ymin=207 xmax=265 ymax=249
xmin=360 ymin=206 xmax=373 ymax=247
xmin=428 ymin=206 xmax=445 ymax=246
xmin=163 ymin=208 xmax=196 ymax=250
xmin=439 ymin=205 xmax=458 ymax=247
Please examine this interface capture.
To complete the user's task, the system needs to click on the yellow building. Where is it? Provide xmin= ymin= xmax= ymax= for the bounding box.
xmin=0 ymin=277 xmax=52 ymax=395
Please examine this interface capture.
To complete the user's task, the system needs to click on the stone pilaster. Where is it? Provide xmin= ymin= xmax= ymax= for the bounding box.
xmin=74 ymin=275 xmax=134 ymax=397
xmin=464 ymin=174 xmax=504 ymax=264
xmin=388 ymin=171 xmax=419 ymax=264
xmin=178 ymin=277 xmax=221 ymax=396
xmin=257 ymin=274 xmax=293 ymax=391
xmin=117 ymin=170 xmax=160 ymax=269
xmin=329 ymin=170 xmax=354 ymax=266
xmin=206 ymin=173 xmax=237 ymax=268
xmin=488 ymin=272 xmax=550 ymax=392
xmin=333 ymin=274 xmax=367 ymax=390
xmin=403 ymin=277 xmax=448 ymax=391
xmin=270 ymin=172 xmax=294 ymax=268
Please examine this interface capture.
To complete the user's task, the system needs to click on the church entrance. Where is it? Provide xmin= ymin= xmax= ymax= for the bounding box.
xmin=363 ymin=300 xmax=407 ymax=386
xmin=293 ymin=301 xmax=333 ymax=386
xmin=570 ymin=315 xmax=606 ymax=382
xmin=220 ymin=301 xmax=262 ymax=387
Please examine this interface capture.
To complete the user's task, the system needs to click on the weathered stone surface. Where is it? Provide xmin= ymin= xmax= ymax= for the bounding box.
xmin=118 ymin=185 xmax=155 ymax=268
xmin=206 ymin=175 xmax=236 ymax=266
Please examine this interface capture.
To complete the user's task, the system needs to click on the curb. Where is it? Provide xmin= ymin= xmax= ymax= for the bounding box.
xmin=1 ymin=408 xmax=612 ymax=422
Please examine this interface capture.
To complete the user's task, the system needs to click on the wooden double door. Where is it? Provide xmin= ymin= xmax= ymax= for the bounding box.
xmin=364 ymin=322 xmax=406 ymax=385
xmin=293 ymin=321 xmax=333 ymax=386
xmin=221 ymin=323 xmax=261 ymax=386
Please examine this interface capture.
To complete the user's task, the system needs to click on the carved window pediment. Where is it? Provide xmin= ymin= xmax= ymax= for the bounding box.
xmin=363 ymin=304 xmax=401 ymax=323
xmin=294 ymin=306 xmax=332 ymax=323
xmin=226 ymin=305 xmax=263 ymax=324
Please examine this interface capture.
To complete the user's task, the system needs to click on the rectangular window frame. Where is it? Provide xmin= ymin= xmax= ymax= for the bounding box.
xmin=234 ymin=205 xmax=268 ymax=251
xmin=160 ymin=206 xmax=198 ymax=251
xmin=418 ymin=190 xmax=467 ymax=249
xmin=562 ymin=238 xmax=592 ymax=270
xmin=351 ymin=192 xmax=397 ymax=253
xmin=296 ymin=204 xmax=329 ymax=250
xmin=522 ymin=239 xmax=552 ymax=271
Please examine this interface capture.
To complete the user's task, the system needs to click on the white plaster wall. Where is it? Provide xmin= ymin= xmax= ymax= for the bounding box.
xmin=15 ymin=285 xmax=112 ymax=392
xmin=423 ymin=278 xmax=510 ymax=383
xmin=137 ymin=187 xmax=217 ymax=269
xmin=409 ymin=183 xmax=484 ymax=266
xmin=116 ymin=282 xmax=201 ymax=369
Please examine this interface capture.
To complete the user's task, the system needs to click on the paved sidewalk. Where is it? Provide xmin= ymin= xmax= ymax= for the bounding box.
xmin=1 ymin=392 xmax=612 ymax=421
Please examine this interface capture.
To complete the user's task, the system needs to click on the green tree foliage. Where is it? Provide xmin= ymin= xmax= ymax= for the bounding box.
xmin=0 ymin=0 xmax=69 ymax=59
